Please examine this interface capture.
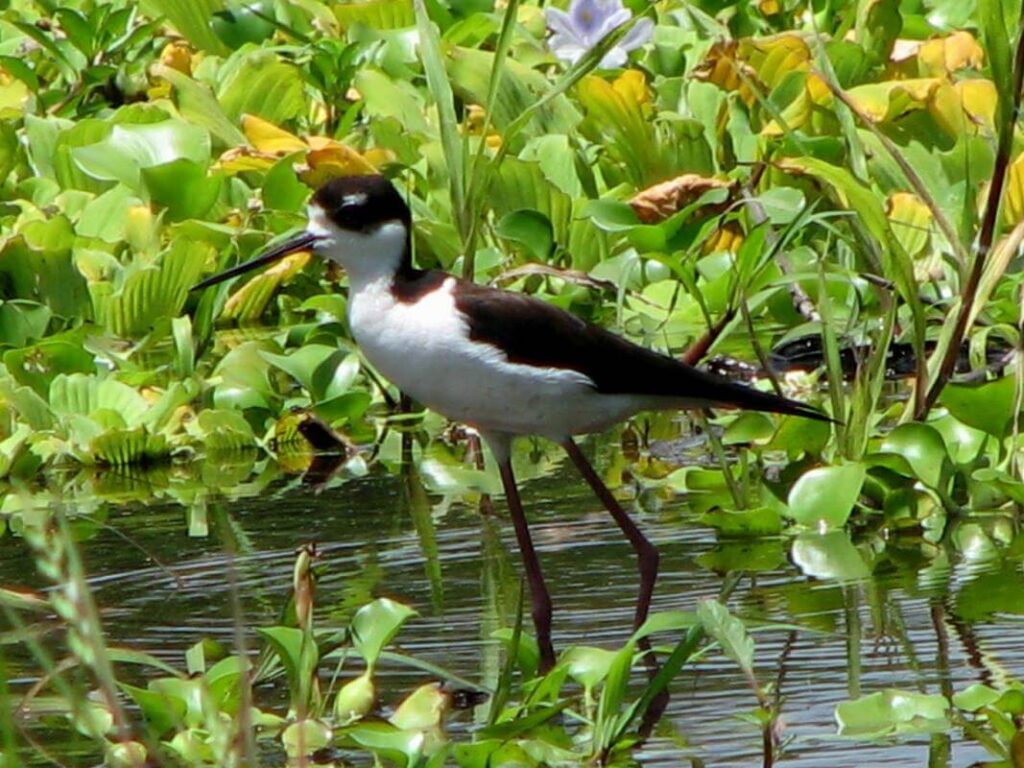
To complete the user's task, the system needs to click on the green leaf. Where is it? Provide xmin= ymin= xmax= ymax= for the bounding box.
xmin=835 ymin=690 xmax=949 ymax=738
xmin=351 ymin=598 xmax=418 ymax=669
xmin=563 ymin=646 xmax=618 ymax=689
xmin=141 ymin=160 xmax=223 ymax=222
xmin=786 ymin=463 xmax=866 ymax=529
xmin=119 ymin=682 xmax=187 ymax=735
xmin=790 ymin=531 xmax=870 ymax=581
xmin=334 ymin=0 xmax=415 ymax=29
xmin=697 ymin=599 xmax=754 ymax=674
xmin=218 ymin=55 xmax=306 ymax=124
xmin=699 ymin=506 xmax=783 ymax=537
xmin=140 ymin=0 xmax=229 ymax=54
xmin=72 ymin=120 xmax=212 ymax=191
xmin=952 ymin=683 xmax=1001 ymax=712
xmin=878 ymin=423 xmax=948 ymax=489
xmin=495 ymin=209 xmax=554 ymax=262
xmin=940 ymin=376 xmax=1017 ymax=437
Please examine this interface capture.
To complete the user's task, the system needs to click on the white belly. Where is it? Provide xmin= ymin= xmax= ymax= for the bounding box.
xmin=347 ymin=277 xmax=649 ymax=440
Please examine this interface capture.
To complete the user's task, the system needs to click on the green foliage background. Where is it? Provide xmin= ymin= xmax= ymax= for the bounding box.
xmin=0 ymin=0 xmax=1021 ymax=533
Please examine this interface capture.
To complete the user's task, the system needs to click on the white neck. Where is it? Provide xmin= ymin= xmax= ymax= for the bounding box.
xmin=307 ymin=209 xmax=409 ymax=293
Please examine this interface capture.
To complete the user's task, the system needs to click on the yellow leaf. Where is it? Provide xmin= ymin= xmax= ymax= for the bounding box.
xmin=160 ymin=42 xmax=193 ymax=76
xmin=846 ymin=78 xmax=940 ymax=122
xmin=740 ymin=34 xmax=811 ymax=91
xmin=917 ymin=31 xmax=984 ymax=77
xmin=693 ymin=40 xmax=746 ymax=93
xmin=612 ymin=69 xmax=651 ymax=110
xmin=762 ymin=73 xmax=832 ymax=136
xmin=1003 ymin=153 xmax=1024 ymax=226
xmin=703 ymin=223 xmax=744 ymax=254
xmin=213 ymin=146 xmax=280 ymax=174
xmin=295 ymin=145 xmax=377 ymax=188
xmin=929 ymin=79 xmax=997 ymax=136
xmin=223 ymin=251 xmax=311 ymax=321
xmin=241 ymin=114 xmax=307 ymax=154
xmin=886 ymin=192 xmax=932 ymax=259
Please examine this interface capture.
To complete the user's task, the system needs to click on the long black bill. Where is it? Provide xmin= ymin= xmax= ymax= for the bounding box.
xmin=191 ymin=231 xmax=320 ymax=292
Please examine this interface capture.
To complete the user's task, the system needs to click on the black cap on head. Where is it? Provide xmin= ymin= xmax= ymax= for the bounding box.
xmin=312 ymin=175 xmax=411 ymax=232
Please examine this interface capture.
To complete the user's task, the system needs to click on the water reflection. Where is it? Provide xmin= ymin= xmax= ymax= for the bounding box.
xmin=1 ymin=435 xmax=1022 ymax=765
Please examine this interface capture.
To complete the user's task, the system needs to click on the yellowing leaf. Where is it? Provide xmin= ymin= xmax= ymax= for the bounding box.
xmin=763 ymin=72 xmax=832 ymax=136
xmin=694 ymin=34 xmax=810 ymax=105
xmin=846 ymin=78 xmax=940 ymax=122
xmin=223 ymin=251 xmax=311 ymax=321
xmin=886 ymin=192 xmax=932 ymax=259
xmin=917 ymin=31 xmax=984 ymax=77
xmin=928 ymin=79 xmax=997 ymax=136
xmin=612 ymin=69 xmax=651 ymax=110
xmin=295 ymin=145 xmax=377 ymax=188
xmin=213 ymin=146 xmax=281 ymax=173
xmin=1003 ymin=153 xmax=1024 ymax=226
xmin=242 ymin=114 xmax=307 ymax=154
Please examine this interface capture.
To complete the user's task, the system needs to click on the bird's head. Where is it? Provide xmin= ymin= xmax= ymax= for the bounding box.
xmin=192 ymin=174 xmax=412 ymax=292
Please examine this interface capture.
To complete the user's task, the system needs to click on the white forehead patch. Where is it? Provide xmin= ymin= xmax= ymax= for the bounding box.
xmin=343 ymin=192 xmax=368 ymax=206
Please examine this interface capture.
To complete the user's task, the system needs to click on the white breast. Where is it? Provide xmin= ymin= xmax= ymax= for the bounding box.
xmin=346 ymin=278 xmax=650 ymax=441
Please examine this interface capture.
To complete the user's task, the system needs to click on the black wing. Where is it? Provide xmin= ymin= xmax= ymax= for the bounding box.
xmin=453 ymin=280 xmax=828 ymax=422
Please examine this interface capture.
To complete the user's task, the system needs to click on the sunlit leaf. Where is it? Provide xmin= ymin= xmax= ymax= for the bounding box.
xmin=786 ymin=463 xmax=866 ymax=529
xmin=836 ymin=690 xmax=949 ymax=737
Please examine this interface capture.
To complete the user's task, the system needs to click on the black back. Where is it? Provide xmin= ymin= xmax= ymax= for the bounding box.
xmin=454 ymin=280 xmax=828 ymax=421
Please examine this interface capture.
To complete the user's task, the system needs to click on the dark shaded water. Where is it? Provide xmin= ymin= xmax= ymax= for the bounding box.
xmin=2 ymin=435 xmax=1021 ymax=766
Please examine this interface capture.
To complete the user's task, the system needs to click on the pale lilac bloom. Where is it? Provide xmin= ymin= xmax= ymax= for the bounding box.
xmin=545 ymin=0 xmax=653 ymax=69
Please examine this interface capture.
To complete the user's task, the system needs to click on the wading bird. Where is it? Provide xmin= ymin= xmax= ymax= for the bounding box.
xmin=193 ymin=174 xmax=828 ymax=672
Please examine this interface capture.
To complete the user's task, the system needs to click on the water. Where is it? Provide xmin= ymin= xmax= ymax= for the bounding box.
xmin=2 ymin=433 xmax=1020 ymax=766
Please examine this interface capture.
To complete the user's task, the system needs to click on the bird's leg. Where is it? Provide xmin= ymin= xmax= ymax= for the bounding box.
xmin=563 ymin=438 xmax=658 ymax=631
xmin=563 ymin=438 xmax=668 ymax=736
xmin=497 ymin=459 xmax=556 ymax=673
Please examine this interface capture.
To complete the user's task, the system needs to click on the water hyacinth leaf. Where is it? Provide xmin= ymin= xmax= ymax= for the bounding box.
xmin=878 ymin=423 xmax=948 ymax=488
xmin=89 ymin=426 xmax=169 ymax=466
xmin=90 ymin=239 xmax=212 ymax=337
xmin=390 ymin=682 xmax=450 ymax=730
xmin=334 ymin=671 xmax=376 ymax=724
xmin=118 ymin=682 xmax=187 ymax=735
xmin=563 ymin=646 xmax=618 ymax=689
xmin=156 ymin=66 xmax=246 ymax=147
xmin=0 ymin=217 xmax=89 ymax=318
xmin=952 ymin=684 xmax=1002 ymax=712
xmin=72 ymin=120 xmax=212 ymax=191
xmin=0 ymin=301 xmax=50 ymax=348
xmin=218 ymin=54 xmax=307 ymax=123
xmin=49 ymin=374 xmax=149 ymax=424
xmin=221 ymin=251 xmax=311 ymax=322
xmin=140 ymin=0 xmax=228 ymax=53
xmin=351 ymin=598 xmax=417 ymax=668
xmin=722 ymin=412 xmax=775 ymax=445
xmin=261 ymin=345 xmax=341 ymax=400
xmin=334 ymin=0 xmax=415 ymax=30
xmin=791 ymin=531 xmax=870 ymax=581
xmin=211 ymin=0 xmax=276 ymax=49
xmin=699 ymin=506 xmax=783 ymax=537
xmin=940 ymin=376 xmax=1017 ymax=438
xmin=196 ymin=410 xmax=257 ymax=452
xmin=256 ymin=626 xmax=319 ymax=710
xmin=282 ymin=719 xmax=332 ymax=759
xmin=697 ymin=599 xmax=754 ymax=674
xmin=786 ymin=463 xmax=866 ymax=529
xmin=141 ymin=159 xmax=223 ymax=222
xmin=835 ymin=690 xmax=949 ymax=737
xmin=496 ymin=209 xmax=554 ymax=261
xmin=0 ymin=340 xmax=65 ymax=404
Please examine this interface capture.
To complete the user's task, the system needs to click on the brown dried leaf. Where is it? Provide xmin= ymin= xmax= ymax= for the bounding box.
xmin=629 ymin=174 xmax=737 ymax=225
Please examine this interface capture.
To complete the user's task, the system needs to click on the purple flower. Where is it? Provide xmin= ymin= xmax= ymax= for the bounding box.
xmin=545 ymin=0 xmax=653 ymax=69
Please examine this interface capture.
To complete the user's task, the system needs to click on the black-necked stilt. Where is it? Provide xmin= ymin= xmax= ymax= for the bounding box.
xmin=194 ymin=174 xmax=828 ymax=672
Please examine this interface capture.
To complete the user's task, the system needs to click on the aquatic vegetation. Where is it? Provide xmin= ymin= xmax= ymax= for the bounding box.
xmin=0 ymin=0 xmax=1022 ymax=763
